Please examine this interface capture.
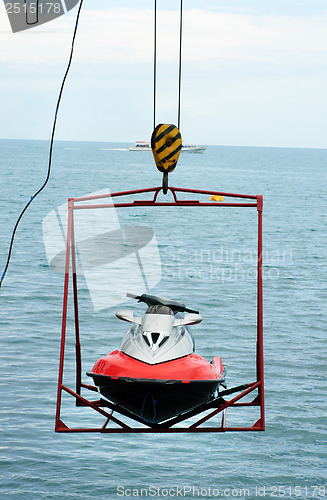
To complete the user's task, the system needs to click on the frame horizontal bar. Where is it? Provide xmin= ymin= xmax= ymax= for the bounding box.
xmin=56 ymin=426 xmax=264 ymax=433
xmin=72 ymin=186 xmax=258 ymax=203
xmin=73 ymin=202 xmax=258 ymax=209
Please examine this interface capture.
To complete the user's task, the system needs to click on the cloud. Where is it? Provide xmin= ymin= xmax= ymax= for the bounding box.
xmin=1 ymin=5 xmax=326 ymax=147
xmin=1 ymin=7 xmax=327 ymax=67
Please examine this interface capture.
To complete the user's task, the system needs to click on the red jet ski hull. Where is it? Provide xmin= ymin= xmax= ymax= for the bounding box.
xmin=87 ymin=351 xmax=225 ymax=424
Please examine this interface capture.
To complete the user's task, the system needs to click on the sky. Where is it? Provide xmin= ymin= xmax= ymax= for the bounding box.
xmin=0 ymin=0 xmax=327 ymax=148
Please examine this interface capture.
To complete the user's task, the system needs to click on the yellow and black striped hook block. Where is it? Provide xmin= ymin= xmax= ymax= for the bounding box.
xmin=151 ymin=124 xmax=182 ymax=194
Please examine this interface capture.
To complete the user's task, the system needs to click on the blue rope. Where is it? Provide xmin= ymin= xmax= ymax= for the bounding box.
xmin=141 ymin=393 xmax=158 ymax=423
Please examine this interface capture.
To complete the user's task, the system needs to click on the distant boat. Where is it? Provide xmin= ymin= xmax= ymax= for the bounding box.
xmin=129 ymin=141 xmax=206 ymax=153
xmin=182 ymin=145 xmax=206 ymax=153
xmin=129 ymin=141 xmax=151 ymax=151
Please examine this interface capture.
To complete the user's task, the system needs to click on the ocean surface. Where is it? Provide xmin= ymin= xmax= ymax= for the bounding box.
xmin=0 ymin=139 xmax=326 ymax=499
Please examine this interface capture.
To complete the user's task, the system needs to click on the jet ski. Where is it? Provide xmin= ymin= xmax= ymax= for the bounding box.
xmin=87 ymin=293 xmax=226 ymax=425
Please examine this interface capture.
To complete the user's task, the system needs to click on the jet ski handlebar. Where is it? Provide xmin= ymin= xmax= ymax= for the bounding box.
xmin=126 ymin=293 xmax=199 ymax=315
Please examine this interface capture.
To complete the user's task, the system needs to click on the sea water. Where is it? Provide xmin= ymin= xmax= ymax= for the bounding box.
xmin=0 ymin=139 xmax=326 ymax=499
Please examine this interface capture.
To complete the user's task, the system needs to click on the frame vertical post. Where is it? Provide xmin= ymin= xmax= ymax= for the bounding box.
xmin=256 ymin=195 xmax=265 ymax=429
xmin=55 ymin=199 xmax=74 ymax=430
xmin=70 ymin=208 xmax=82 ymax=399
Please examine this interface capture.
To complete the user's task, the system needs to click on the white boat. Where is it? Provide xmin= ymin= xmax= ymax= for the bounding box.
xmin=182 ymin=145 xmax=206 ymax=153
xmin=129 ymin=141 xmax=206 ymax=153
xmin=129 ymin=141 xmax=151 ymax=151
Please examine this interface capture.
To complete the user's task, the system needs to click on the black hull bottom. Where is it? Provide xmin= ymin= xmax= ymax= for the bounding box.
xmin=88 ymin=373 xmax=220 ymax=424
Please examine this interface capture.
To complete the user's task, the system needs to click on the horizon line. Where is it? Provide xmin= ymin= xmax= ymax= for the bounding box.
xmin=0 ymin=137 xmax=326 ymax=151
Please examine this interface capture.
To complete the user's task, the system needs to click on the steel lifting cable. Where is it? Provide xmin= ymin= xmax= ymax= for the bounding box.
xmin=153 ymin=0 xmax=157 ymax=129
xmin=153 ymin=0 xmax=183 ymax=130
xmin=177 ymin=0 xmax=183 ymax=130
xmin=0 ymin=0 xmax=84 ymax=289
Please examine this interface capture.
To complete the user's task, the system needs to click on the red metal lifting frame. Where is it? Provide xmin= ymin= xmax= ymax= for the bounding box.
xmin=55 ymin=186 xmax=264 ymax=433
